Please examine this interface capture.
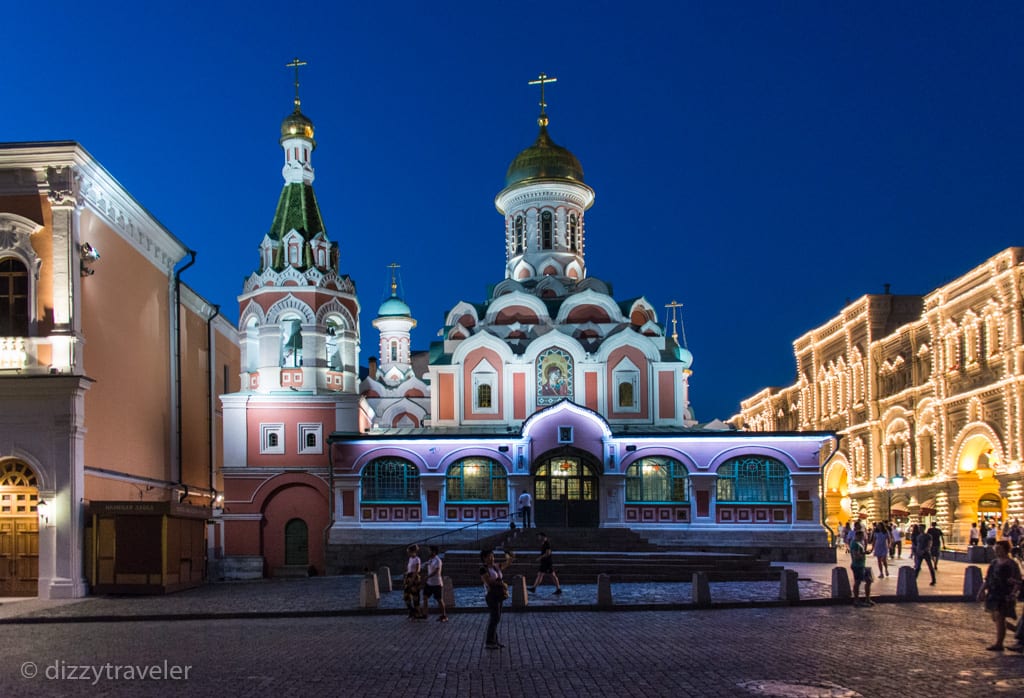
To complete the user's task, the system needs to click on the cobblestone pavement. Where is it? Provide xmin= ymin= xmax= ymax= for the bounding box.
xmin=1 ymin=603 xmax=1021 ymax=697
xmin=0 ymin=554 xmax=976 ymax=623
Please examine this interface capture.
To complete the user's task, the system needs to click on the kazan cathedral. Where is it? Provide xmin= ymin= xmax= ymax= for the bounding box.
xmin=219 ymin=78 xmax=834 ymax=578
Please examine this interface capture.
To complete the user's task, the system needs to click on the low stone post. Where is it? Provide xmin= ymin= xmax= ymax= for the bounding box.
xmin=896 ymin=565 xmax=919 ymax=600
xmin=597 ymin=573 xmax=613 ymax=608
xmin=779 ymin=569 xmax=800 ymax=604
xmin=692 ymin=571 xmax=711 ymax=607
xmin=831 ymin=566 xmax=852 ymax=599
xmin=442 ymin=575 xmax=456 ymax=608
xmin=377 ymin=566 xmax=392 ymax=593
xmin=510 ymin=574 xmax=528 ymax=608
xmin=963 ymin=565 xmax=984 ymax=600
xmin=360 ymin=572 xmax=380 ymax=608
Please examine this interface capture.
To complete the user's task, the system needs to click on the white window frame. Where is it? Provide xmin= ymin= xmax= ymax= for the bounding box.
xmin=612 ymin=358 xmax=641 ymax=413
xmin=298 ymin=423 xmax=323 ymax=454
xmin=260 ymin=423 xmax=285 ymax=454
xmin=472 ymin=359 xmax=499 ymax=414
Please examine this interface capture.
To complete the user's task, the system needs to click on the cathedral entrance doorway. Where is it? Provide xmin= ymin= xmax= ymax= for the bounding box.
xmin=532 ymin=453 xmax=599 ymax=528
xmin=0 ymin=460 xmax=40 ymax=596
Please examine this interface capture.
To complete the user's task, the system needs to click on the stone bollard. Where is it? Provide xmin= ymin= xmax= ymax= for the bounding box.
xmin=896 ymin=565 xmax=919 ymax=600
xmin=442 ymin=575 xmax=456 ymax=608
xmin=779 ymin=569 xmax=800 ymax=604
xmin=597 ymin=573 xmax=613 ymax=608
xmin=359 ymin=572 xmax=380 ymax=608
xmin=692 ymin=571 xmax=711 ymax=607
xmin=377 ymin=566 xmax=392 ymax=593
xmin=831 ymin=566 xmax=852 ymax=599
xmin=963 ymin=565 xmax=984 ymax=600
xmin=510 ymin=574 xmax=528 ymax=608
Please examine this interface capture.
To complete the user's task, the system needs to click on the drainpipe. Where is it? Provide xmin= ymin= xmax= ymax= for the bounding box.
xmin=819 ymin=434 xmax=842 ymax=547
xmin=206 ymin=303 xmax=220 ymax=495
xmin=173 ymin=251 xmax=197 ymax=498
xmin=325 ymin=435 xmax=337 ymax=575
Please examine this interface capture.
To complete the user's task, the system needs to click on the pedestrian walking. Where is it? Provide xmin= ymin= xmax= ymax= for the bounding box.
xmin=421 ymin=545 xmax=448 ymax=622
xmin=518 ymin=490 xmax=533 ymax=529
xmin=891 ymin=524 xmax=903 ymax=559
xmin=403 ymin=544 xmax=425 ymax=620
xmin=479 ymin=548 xmax=514 ymax=649
xmin=850 ymin=529 xmax=874 ymax=607
xmin=927 ymin=522 xmax=945 ymax=570
xmin=528 ymin=531 xmax=563 ymax=594
xmin=911 ymin=524 xmax=936 ymax=586
xmin=977 ymin=540 xmax=1022 ymax=651
xmin=870 ymin=522 xmax=890 ymax=578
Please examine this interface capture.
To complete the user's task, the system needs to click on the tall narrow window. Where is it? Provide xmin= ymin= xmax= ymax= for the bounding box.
xmin=477 ymin=384 xmax=492 ymax=409
xmin=541 ymin=211 xmax=552 ymax=250
xmin=0 ymin=258 xmax=29 ymax=336
xmin=569 ymin=214 xmax=578 ymax=252
xmin=390 ymin=340 xmax=398 ymax=362
xmin=515 ymin=216 xmax=524 ymax=254
xmin=281 ymin=318 xmax=302 ymax=367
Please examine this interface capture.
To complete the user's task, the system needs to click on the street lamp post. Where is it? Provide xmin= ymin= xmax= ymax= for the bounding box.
xmin=875 ymin=475 xmax=905 ymax=521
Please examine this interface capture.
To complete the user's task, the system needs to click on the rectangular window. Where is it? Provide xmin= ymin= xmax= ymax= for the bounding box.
xmin=260 ymin=424 xmax=285 ymax=454
xmin=298 ymin=423 xmax=323 ymax=455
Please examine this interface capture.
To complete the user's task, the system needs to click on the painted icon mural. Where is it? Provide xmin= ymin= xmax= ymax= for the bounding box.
xmin=537 ymin=348 xmax=573 ymax=405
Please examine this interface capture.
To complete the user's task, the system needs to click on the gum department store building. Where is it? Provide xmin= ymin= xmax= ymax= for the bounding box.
xmin=733 ymin=247 xmax=1024 ymax=546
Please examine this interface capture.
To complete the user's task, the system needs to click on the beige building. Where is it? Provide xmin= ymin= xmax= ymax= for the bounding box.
xmin=734 ymin=247 xmax=1024 ymax=546
xmin=0 ymin=142 xmax=239 ymax=597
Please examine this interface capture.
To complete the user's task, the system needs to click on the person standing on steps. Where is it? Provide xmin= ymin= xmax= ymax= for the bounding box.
xmin=528 ymin=531 xmax=562 ymax=595
xmin=518 ymin=490 xmax=533 ymax=529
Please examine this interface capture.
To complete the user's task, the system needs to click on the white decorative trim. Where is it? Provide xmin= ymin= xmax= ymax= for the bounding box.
xmin=260 ymin=423 xmax=285 ymax=454
xmin=298 ymin=423 xmax=323 ymax=454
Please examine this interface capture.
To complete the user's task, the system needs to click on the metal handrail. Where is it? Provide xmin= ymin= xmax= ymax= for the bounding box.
xmin=362 ymin=511 xmax=519 ymax=571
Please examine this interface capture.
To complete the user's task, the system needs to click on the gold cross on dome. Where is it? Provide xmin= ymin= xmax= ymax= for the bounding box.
xmin=665 ymin=300 xmax=685 ymax=345
xmin=286 ymin=57 xmax=308 ymax=108
xmin=528 ymin=73 xmax=558 ymax=117
xmin=387 ymin=262 xmax=400 ymax=296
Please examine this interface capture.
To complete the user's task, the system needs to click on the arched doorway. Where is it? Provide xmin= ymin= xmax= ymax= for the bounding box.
xmin=533 ymin=453 xmax=600 ymax=528
xmin=284 ymin=518 xmax=309 ymax=566
xmin=0 ymin=460 xmax=40 ymax=596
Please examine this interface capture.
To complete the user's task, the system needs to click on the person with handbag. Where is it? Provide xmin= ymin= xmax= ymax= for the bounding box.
xmin=479 ymin=548 xmax=514 ymax=649
xmin=978 ymin=540 xmax=1022 ymax=651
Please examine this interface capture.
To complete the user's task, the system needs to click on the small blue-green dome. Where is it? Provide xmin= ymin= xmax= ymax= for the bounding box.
xmin=676 ymin=346 xmax=693 ymax=369
xmin=377 ymin=296 xmax=411 ymax=318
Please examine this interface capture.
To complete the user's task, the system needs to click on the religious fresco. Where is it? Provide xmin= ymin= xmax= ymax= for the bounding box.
xmin=536 ymin=348 xmax=573 ymax=405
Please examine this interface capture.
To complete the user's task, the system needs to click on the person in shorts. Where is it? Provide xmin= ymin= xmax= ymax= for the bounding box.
xmin=421 ymin=545 xmax=448 ymax=622
xmin=850 ymin=529 xmax=874 ymax=607
xmin=528 ymin=532 xmax=563 ymax=595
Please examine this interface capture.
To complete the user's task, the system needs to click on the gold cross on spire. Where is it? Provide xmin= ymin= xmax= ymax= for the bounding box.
xmin=665 ymin=300 xmax=687 ymax=347
xmin=286 ymin=57 xmax=308 ymax=110
xmin=387 ymin=262 xmax=401 ymax=296
xmin=528 ymin=72 xmax=557 ymax=126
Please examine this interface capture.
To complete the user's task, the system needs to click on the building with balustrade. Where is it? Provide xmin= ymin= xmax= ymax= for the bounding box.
xmin=733 ymin=248 xmax=1024 ymax=545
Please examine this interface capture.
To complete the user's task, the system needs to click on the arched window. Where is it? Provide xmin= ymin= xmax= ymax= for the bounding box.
xmin=0 ymin=258 xmax=29 ymax=336
xmin=618 ymin=381 xmax=634 ymax=407
xmin=361 ymin=458 xmax=420 ymax=502
xmin=445 ymin=458 xmax=508 ymax=502
xmin=477 ymin=384 xmax=492 ymax=409
xmin=716 ymin=455 xmax=790 ymax=503
xmin=515 ymin=216 xmax=524 ymax=254
xmin=569 ymin=213 xmax=578 ymax=252
xmin=390 ymin=340 xmax=398 ymax=362
xmin=281 ymin=317 xmax=302 ymax=367
xmin=541 ymin=211 xmax=552 ymax=250
xmin=625 ymin=457 xmax=688 ymax=502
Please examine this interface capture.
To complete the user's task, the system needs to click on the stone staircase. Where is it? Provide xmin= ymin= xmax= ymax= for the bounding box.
xmin=436 ymin=527 xmax=779 ymax=587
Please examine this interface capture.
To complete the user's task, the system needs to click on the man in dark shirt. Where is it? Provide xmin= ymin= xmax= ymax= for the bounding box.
xmin=527 ymin=532 xmax=563 ymax=595
xmin=927 ymin=522 xmax=945 ymax=570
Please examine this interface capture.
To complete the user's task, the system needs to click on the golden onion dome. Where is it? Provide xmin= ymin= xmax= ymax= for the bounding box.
xmin=280 ymin=107 xmax=315 ymax=142
xmin=504 ymin=120 xmax=584 ymax=187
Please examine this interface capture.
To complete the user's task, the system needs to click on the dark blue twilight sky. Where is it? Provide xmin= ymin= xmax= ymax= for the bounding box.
xmin=4 ymin=2 xmax=1023 ymax=420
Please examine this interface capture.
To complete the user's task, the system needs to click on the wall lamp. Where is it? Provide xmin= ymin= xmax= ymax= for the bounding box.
xmin=80 ymin=242 xmax=100 ymax=276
